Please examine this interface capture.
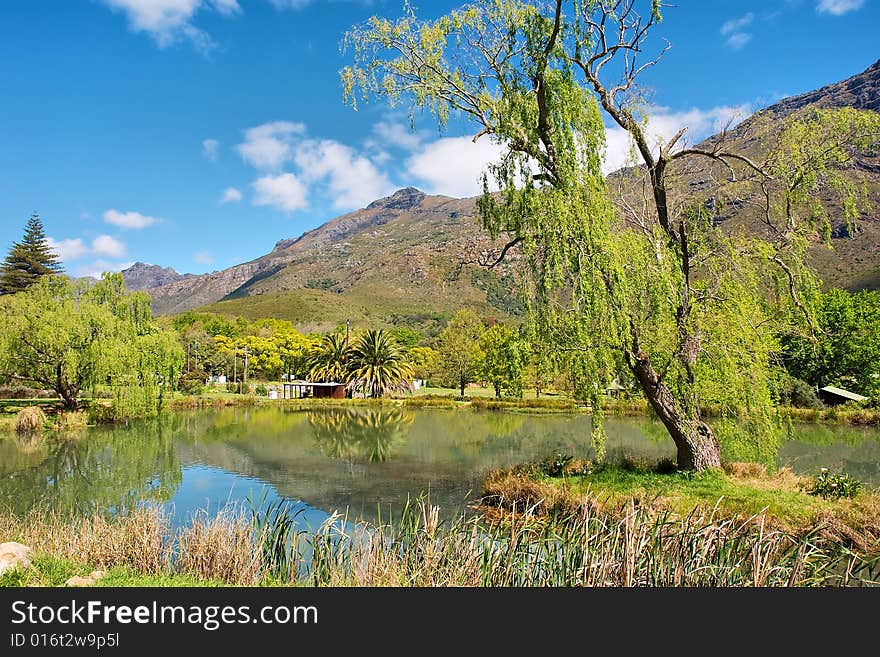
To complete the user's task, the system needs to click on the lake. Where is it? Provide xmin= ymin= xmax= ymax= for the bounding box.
xmin=1 ymin=406 xmax=879 ymax=528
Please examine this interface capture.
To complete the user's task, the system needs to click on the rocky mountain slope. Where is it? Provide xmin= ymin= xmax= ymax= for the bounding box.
xmin=125 ymin=59 xmax=880 ymax=330
xmin=127 ymin=187 xmax=520 ymax=333
xmin=122 ymin=262 xmax=192 ymax=291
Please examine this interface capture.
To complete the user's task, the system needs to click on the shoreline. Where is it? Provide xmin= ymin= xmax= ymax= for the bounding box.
xmin=3 ymin=391 xmax=878 ymax=432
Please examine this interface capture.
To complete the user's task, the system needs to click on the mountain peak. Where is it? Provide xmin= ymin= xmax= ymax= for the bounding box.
xmin=367 ymin=187 xmax=427 ymax=211
xmin=122 ymin=262 xmax=189 ymax=292
xmin=764 ymin=58 xmax=880 ymax=116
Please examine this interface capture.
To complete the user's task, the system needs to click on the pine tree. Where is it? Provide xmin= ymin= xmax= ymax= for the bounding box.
xmin=0 ymin=213 xmax=63 ymax=294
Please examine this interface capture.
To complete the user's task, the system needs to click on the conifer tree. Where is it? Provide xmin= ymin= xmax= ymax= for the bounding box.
xmin=0 ymin=213 xmax=63 ymax=294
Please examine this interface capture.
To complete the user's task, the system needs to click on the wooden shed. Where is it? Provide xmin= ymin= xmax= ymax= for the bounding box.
xmin=282 ymin=381 xmax=347 ymax=399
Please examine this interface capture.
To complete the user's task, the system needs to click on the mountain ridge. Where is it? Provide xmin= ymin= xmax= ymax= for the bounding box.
xmin=124 ymin=60 xmax=880 ymax=330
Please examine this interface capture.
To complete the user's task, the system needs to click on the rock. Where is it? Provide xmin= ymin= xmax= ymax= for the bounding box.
xmin=64 ymin=570 xmax=107 ymax=587
xmin=0 ymin=542 xmax=33 ymax=575
xmin=64 ymin=576 xmax=95 ymax=587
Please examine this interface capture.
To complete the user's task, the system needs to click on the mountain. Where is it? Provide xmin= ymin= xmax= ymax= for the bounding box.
xmin=122 ymin=262 xmax=191 ymax=291
xmin=126 ymin=187 xmax=522 ymax=333
xmin=127 ymin=60 xmax=880 ymax=330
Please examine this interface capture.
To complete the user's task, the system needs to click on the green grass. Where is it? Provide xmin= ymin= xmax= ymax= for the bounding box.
xmin=519 ymin=462 xmax=880 ymax=539
xmin=0 ymin=554 xmax=227 ymax=588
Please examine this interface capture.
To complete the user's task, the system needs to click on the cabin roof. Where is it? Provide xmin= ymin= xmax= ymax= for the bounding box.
xmin=818 ymin=385 xmax=868 ymax=402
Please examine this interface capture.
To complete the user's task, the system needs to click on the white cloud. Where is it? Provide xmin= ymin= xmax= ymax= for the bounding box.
xmin=103 ymin=209 xmax=160 ymax=230
xmin=725 ymin=33 xmax=752 ymax=49
xmin=202 ymin=138 xmax=219 ymax=161
xmin=220 ymin=186 xmax=243 ymax=203
xmin=92 ymin=235 xmax=128 ymax=258
xmin=194 ymin=251 xmax=214 ymax=265
xmin=602 ymin=103 xmax=753 ymax=174
xmin=720 ymin=12 xmax=753 ymax=49
xmin=237 ymin=121 xmax=306 ymax=170
xmin=406 ymin=136 xmax=505 ymax=198
xmin=47 ymin=235 xmax=130 ymax=263
xmin=99 ymin=0 xmax=241 ymax=53
xmin=817 ymin=0 xmax=864 ymax=15
xmin=372 ymin=121 xmax=424 ymax=151
xmin=720 ymin=13 xmax=754 ymax=35
xmin=293 ymin=139 xmax=395 ymax=210
xmin=210 ymin=0 xmax=241 ymax=16
xmin=252 ymin=173 xmax=309 ymax=212
xmin=77 ymin=260 xmax=136 ymax=280
xmin=47 ymin=237 xmax=90 ymax=262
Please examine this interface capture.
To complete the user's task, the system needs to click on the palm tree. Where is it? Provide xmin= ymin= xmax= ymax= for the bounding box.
xmin=308 ymin=333 xmax=351 ymax=383
xmin=348 ymin=330 xmax=414 ymax=398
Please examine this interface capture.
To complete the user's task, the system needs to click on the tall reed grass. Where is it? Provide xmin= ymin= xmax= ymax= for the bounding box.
xmin=2 ymin=499 xmax=877 ymax=587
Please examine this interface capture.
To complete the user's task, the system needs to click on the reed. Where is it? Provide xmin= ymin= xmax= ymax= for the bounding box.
xmin=2 ymin=499 xmax=878 ymax=587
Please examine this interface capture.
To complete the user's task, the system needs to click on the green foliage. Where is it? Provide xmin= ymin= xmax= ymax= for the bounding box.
xmin=0 ymin=274 xmax=183 ymax=413
xmin=783 ymin=288 xmax=880 ymax=397
xmin=808 ymin=468 xmax=862 ymax=500
xmin=348 ymin=329 xmax=414 ymax=397
xmin=178 ymin=370 xmax=206 ymax=396
xmin=254 ymin=383 xmax=269 ymax=396
xmin=391 ymin=326 xmax=423 ymax=349
xmin=308 ymin=333 xmax=352 ymax=383
xmin=435 ymin=310 xmax=485 ymax=395
xmin=477 ymin=324 xmax=528 ymax=398
xmin=539 ymin=453 xmax=573 ymax=478
xmin=305 ymin=277 xmax=337 ymax=290
xmin=341 ymin=0 xmax=880 ymax=470
xmin=780 ymin=377 xmax=824 ymax=410
xmin=0 ymin=213 xmax=62 ymax=294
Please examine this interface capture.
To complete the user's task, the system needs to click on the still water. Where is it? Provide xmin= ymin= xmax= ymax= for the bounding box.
xmin=1 ymin=407 xmax=878 ymax=527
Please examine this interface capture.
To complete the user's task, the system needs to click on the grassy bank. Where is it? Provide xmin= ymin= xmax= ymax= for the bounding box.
xmin=482 ymin=459 xmax=880 ymax=554
xmin=2 ymin=494 xmax=879 ymax=587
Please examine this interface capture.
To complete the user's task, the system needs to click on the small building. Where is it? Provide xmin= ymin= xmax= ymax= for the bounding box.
xmin=817 ymin=385 xmax=868 ymax=407
xmin=282 ymin=380 xmax=347 ymax=399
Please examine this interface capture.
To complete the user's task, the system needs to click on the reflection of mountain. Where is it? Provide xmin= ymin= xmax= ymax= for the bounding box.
xmin=0 ymin=418 xmax=183 ymax=515
xmin=173 ymin=408 xmax=594 ymax=521
xmin=3 ymin=407 xmax=877 ymax=522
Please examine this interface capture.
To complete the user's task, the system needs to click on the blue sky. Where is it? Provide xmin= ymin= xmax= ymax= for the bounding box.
xmin=1 ymin=0 xmax=877 ymax=278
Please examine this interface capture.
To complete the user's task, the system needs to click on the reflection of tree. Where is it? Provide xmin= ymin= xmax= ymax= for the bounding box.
xmin=0 ymin=416 xmax=182 ymax=516
xmin=309 ymin=408 xmax=413 ymax=464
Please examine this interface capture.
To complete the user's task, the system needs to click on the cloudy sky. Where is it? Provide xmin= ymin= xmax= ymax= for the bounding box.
xmin=1 ymin=0 xmax=877 ymax=277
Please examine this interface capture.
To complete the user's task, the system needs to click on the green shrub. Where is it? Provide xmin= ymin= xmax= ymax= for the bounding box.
xmin=178 ymin=371 xmax=206 ymax=396
xmin=254 ymin=384 xmax=268 ymax=397
xmin=540 ymin=453 xmax=573 ymax=477
xmin=226 ymin=382 xmax=240 ymax=394
xmin=808 ymin=468 xmax=862 ymax=500
xmin=782 ymin=378 xmax=824 ymax=409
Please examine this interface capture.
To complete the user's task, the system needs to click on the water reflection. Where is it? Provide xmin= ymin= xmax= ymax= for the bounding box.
xmin=309 ymin=408 xmax=413 ymax=464
xmin=0 ymin=408 xmax=877 ymax=523
xmin=0 ymin=416 xmax=182 ymax=515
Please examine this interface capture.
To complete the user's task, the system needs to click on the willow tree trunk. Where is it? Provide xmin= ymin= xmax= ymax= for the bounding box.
xmin=629 ymin=349 xmax=721 ymax=471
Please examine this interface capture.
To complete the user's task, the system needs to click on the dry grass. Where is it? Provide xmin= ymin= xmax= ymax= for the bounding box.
xmin=1 ymin=507 xmax=169 ymax=574
xmin=177 ymin=510 xmax=262 ymax=585
xmin=2 ymin=497 xmax=879 ymax=587
xmin=15 ymin=406 xmax=46 ymax=433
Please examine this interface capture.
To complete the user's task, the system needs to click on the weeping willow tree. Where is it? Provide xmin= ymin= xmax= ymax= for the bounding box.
xmin=342 ymin=0 xmax=880 ymax=469
xmin=0 ymin=273 xmax=183 ymax=415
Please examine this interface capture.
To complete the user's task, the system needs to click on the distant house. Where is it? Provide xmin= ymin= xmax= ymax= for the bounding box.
xmin=282 ymin=380 xmax=346 ymax=399
xmin=817 ymin=385 xmax=868 ymax=406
